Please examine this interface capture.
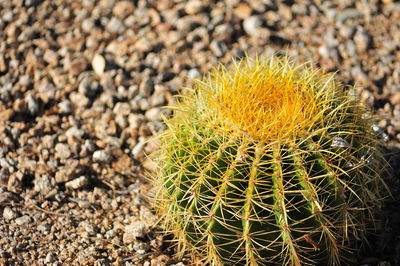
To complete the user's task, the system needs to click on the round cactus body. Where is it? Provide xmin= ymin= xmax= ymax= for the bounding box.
xmin=152 ymin=56 xmax=388 ymax=265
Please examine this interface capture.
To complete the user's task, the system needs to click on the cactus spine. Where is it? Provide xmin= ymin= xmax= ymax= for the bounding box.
xmin=152 ymin=56 xmax=387 ymax=265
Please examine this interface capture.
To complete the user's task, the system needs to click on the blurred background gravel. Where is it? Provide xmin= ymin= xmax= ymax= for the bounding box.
xmin=0 ymin=0 xmax=399 ymax=265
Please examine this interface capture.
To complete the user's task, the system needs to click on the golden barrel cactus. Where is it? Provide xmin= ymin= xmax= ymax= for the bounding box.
xmin=152 ymin=56 xmax=388 ymax=265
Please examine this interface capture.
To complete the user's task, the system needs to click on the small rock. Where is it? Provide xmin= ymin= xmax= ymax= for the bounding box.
xmin=25 ymin=93 xmax=39 ymax=115
xmin=234 ymin=3 xmax=252 ymax=19
xmin=145 ymin=107 xmax=162 ymax=121
xmin=18 ymin=27 xmax=37 ymax=42
xmin=93 ymin=150 xmax=112 ymax=163
xmin=65 ymin=176 xmax=89 ymax=190
xmin=336 ymin=8 xmax=363 ymax=22
xmin=15 ymin=215 xmax=31 ymax=226
xmin=243 ymin=15 xmax=264 ymax=35
xmin=353 ymin=27 xmax=370 ymax=52
xmin=37 ymin=222 xmax=51 ymax=233
xmin=79 ymin=220 xmax=97 ymax=236
xmin=34 ymin=175 xmax=54 ymax=195
xmin=43 ymin=49 xmax=59 ymax=66
xmin=123 ymin=221 xmax=146 ymax=244
xmin=113 ymin=1 xmax=135 ymax=19
xmin=81 ymin=18 xmax=95 ymax=33
xmin=55 ymin=163 xmax=81 ymax=183
xmin=58 ymin=99 xmax=73 ymax=114
xmin=139 ymin=77 xmax=154 ymax=97
xmin=2 ymin=206 xmax=17 ymax=219
xmin=210 ymin=40 xmax=227 ymax=57
xmin=78 ymin=76 xmax=100 ymax=97
xmin=107 ymin=17 xmax=126 ymax=34
xmin=19 ymin=75 xmax=30 ymax=86
xmin=132 ymin=141 xmax=145 ymax=159
xmin=187 ymin=68 xmax=201 ymax=79
xmin=113 ymin=102 xmax=131 ymax=116
xmin=184 ymin=1 xmax=204 ymax=15
xmin=133 ymin=241 xmax=149 ymax=254
xmin=45 ymin=253 xmax=55 ymax=263
xmin=78 ymin=200 xmax=91 ymax=209
xmin=390 ymin=93 xmax=400 ymax=106
xmin=55 ymin=143 xmax=71 ymax=159
xmin=65 ymin=126 xmax=85 ymax=139
xmin=92 ymin=53 xmax=106 ymax=76
xmin=70 ymin=92 xmax=89 ymax=109
xmin=70 ymin=57 xmax=88 ymax=75
xmin=105 ymin=229 xmax=115 ymax=239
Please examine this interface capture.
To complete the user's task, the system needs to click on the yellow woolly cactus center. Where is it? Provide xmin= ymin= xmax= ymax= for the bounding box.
xmin=199 ymin=57 xmax=326 ymax=141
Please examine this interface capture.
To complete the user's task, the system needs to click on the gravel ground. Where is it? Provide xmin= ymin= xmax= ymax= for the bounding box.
xmin=0 ymin=0 xmax=399 ymax=265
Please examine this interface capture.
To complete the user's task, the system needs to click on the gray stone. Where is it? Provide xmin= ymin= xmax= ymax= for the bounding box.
xmin=55 ymin=143 xmax=71 ymax=159
xmin=58 ymin=99 xmax=73 ymax=114
xmin=65 ymin=176 xmax=89 ymax=190
xmin=26 ymin=93 xmax=39 ymax=115
xmin=106 ymin=17 xmax=126 ymax=34
xmin=3 ymin=206 xmax=17 ymax=219
xmin=93 ymin=150 xmax=112 ymax=163
xmin=78 ymin=76 xmax=100 ymax=97
xmin=139 ymin=77 xmax=154 ymax=97
xmin=145 ymin=107 xmax=162 ymax=121
xmin=210 ymin=40 xmax=227 ymax=57
xmin=123 ymin=221 xmax=146 ymax=244
xmin=15 ymin=215 xmax=31 ymax=226
xmin=34 ymin=175 xmax=54 ymax=195
xmin=243 ymin=15 xmax=263 ymax=35
xmin=131 ymin=141 xmax=145 ymax=159
xmin=336 ymin=8 xmax=363 ymax=22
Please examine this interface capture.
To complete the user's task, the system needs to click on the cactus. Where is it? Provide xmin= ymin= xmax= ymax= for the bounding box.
xmin=152 ymin=56 xmax=388 ymax=265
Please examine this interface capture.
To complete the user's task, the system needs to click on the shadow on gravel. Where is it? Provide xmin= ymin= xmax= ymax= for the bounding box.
xmin=365 ymin=144 xmax=400 ymax=265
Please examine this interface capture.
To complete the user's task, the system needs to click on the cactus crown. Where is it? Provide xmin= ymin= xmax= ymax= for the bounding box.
xmin=153 ymin=55 xmax=388 ymax=265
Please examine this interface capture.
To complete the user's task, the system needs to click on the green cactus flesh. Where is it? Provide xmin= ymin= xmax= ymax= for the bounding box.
xmin=153 ymin=56 xmax=387 ymax=265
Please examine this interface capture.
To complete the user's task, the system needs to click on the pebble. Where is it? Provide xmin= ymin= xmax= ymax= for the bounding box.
xmin=184 ymin=1 xmax=204 ymax=15
xmin=139 ymin=77 xmax=154 ymax=97
xmin=113 ymin=1 xmax=135 ymax=19
xmin=45 ymin=253 xmax=55 ymax=263
xmin=70 ymin=58 xmax=88 ymax=75
xmin=145 ymin=107 xmax=163 ymax=121
xmin=15 ymin=215 xmax=31 ymax=226
xmin=92 ymin=150 xmax=112 ymax=163
xmin=58 ymin=99 xmax=73 ymax=114
xmin=55 ymin=143 xmax=72 ymax=159
xmin=234 ymin=3 xmax=252 ymax=19
xmin=34 ymin=175 xmax=54 ymax=195
xmin=123 ymin=221 xmax=146 ymax=244
xmin=19 ymin=75 xmax=31 ymax=86
xmin=106 ymin=17 xmax=126 ymax=34
xmin=92 ymin=53 xmax=106 ymax=76
xmin=18 ymin=27 xmax=37 ymax=42
xmin=210 ymin=40 xmax=227 ymax=57
xmin=43 ymin=49 xmax=59 ymax=66
xmin=25 ymin=93 xmax=39 ymax=115
xmin=243 ymin=15 xmax=264 ymax=35
xmin=78 ymin=76 xmax=99 ymax=97
xmin=65 ymin=176 xmax=89 ymax=190
xmin=336 ymin=8 xmax=363 ymax=22
xmin=81 ymin=18 xmax=95 ymax=33
xmin=37 ymin=222 xmax=51 ymax=233
xmin=353 ymin=27 xmax=370 ymax=52
xmin=3 ymin=206 xmax=17 ymax=219
xmin=132 ymin=141 xmax=145 ymax=159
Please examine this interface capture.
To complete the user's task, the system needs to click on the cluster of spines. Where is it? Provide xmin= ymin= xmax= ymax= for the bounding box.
xmin=156 ymin=122 xmax=384 ymax=265
xmin=153 ymin=56 xmax=387 ymax=265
